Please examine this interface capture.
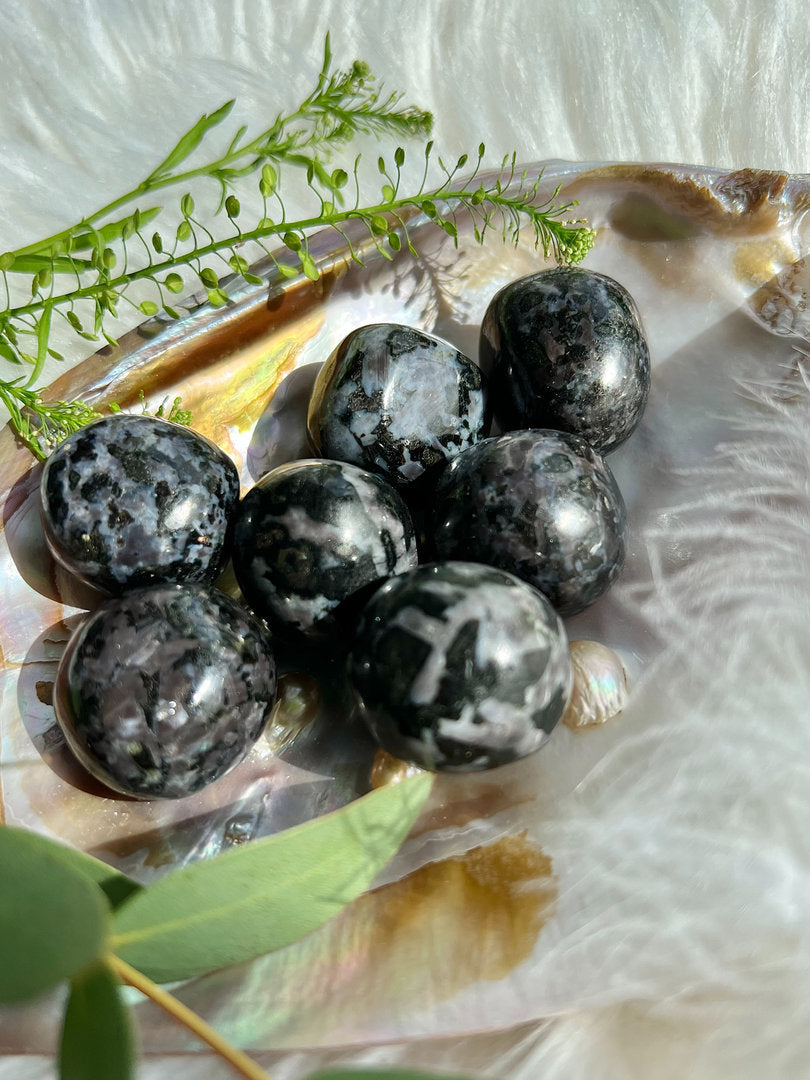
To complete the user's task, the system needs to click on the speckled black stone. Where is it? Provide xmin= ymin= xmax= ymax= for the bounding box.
xmin=349 ymin=561 xmax=571 ymax=772
xmin=232 ymin=458 xmax=418 ymax=639
xmin=54 ymin=584 xmax=277 ymax=799
xmin=307 ymin=323 xmax=489 ymax=487
xmin=40 ymin=414 xmax=240 ymax=596
xmin=480 ymin=267 xmax=650 ymax=453
xmin=429 ymin=430 xmax=626 ymax=616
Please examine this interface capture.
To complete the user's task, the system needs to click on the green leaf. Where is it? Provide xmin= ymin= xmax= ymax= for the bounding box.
xmin=0 ymin=826 xmax=109 ymax=1003
xmin=206 ymin=288 xmax=229 ymax=307
xmin=139 ymin=300 xmax=159 ymax=317
xmin=111 ymin=774 xmax=432 ymax=983
xmin=199 ymin=267 xmax=219 ymax=288
xmin=228 ymin=254 xmax=249 ymax=274
xmin=259 ymin=163 xmax=277 ymax=198
xmin=0 ymin=827 xmax=141 ymax=910
xmin=180 ymin=193 xmax=195 ymax=218
xmin=24 ymin=303 xmax=53 ymax=388
xmin=0 ymin=251 xmax=13 ymax=271
xmin=5 ymin=253 xmax=94 ymax=273
xmin=0 ymin=340 xmax=19 ymax=363
xmin=164 ymin=273 xmax=184 ymax=293
xmin=283 ymin=231 xmax=302 ymax=252
xmin=381 ymin=184 xmax=395 ymax=203
xmin=176 ymin=220 xmax=192 ymax=243
xmin=59 ymin=960 xmax=135 ymax=1080
xmin=70 ymin=208 xmax=161 ymax=251
xmin=370 ymin=215 xmax=389 ymax=236
xmin=149 ymin=99 xmax=235 ymax=179
xmin=299 ymin=251 xmax=320 ymax=281
xmin=331 ymin=168 xmax=348 ymax=189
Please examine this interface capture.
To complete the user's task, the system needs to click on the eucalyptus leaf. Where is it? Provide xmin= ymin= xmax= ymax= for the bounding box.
xmin=0 ymin=826 xmax=140 ymax=910
xmin=111 ymin=773 xmax=432 ymax=983
xmin=0 ymin=826 xmax=109 ymax=1003
xmin=59 ymin=960 xmax=135 ymax=1080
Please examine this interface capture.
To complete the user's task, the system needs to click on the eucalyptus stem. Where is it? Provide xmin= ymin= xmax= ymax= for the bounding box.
xmin=108 ymin=955 xmax=273 ymax=1080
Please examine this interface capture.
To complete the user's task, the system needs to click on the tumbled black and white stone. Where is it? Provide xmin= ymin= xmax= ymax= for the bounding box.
xmin=429 ymin=430 xmax=626 ymax=616
xmin=349 ymin=561 xmax=571 ymax=772
xmin=480 ymin=267 xmax=650 ymax=453
xmin=40 ymin=413 xmax=240 ymax=596
xmin=232 ymin=458 xmax=418 ymax=639
xmin=307 ymin=323 xmax=489 ymax=487
xmin=54 ymin=584 xmax=277 ymax=799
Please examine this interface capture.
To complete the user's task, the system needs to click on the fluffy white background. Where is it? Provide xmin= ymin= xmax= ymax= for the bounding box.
xmin=1 ymin=1 xmax=809 ymax=1078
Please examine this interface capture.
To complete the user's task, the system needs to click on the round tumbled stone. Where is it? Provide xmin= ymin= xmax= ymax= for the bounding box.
xmin=307 ymin=323 xmax=489 ymax=487
xmin=349 ymin=561 xmax=572 ymax=772
xmin=40 ymin=413 xmax=240 ymax=596
xmin=232 ymin=458 xmax=418 ymax=639
xmin=54 ymin=584 xmax=277 ymax=799
xmin=429 ymin=430 xmax=626 ymax=616
xmin=481 ymin=267 xmax=650 ymax=453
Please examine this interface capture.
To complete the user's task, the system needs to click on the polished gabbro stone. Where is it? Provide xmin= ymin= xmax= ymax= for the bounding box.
xmin=40 ymin=413 xmax=240 ymax=596
xmin=232 ymin=458 xmax=418 ymax=639
xmin=349 ymin=561 xmax=572 ymax=772
xmin=481 ymin=267 xmax=650 ymax=453
xmin=307 ymin=323 xmax=489 ymax=486
xmin=429 ymin=430 xmax=626 ymax=616
xmin=55 ymin=584 xmax=277 ymax=799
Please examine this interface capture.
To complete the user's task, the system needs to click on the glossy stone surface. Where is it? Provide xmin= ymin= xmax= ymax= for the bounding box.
xmin=480 ymin=267 xmax=650 ymax=453
xmin=54 ymin=584 xmax=277 ymax=799
xmin=429 ymin=430 xmax=626 ymax=616
xmin=307 ymin=323 xmax=489 ymax=487
xmin=40 ymin=414 xmax=240 ymax=596
xmin=233 ymin=458 xmax=418 ymax=639
xmin=349 ymin=562 xmax=571 ymax=772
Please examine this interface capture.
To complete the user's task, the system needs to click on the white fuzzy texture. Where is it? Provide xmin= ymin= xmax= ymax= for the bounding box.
xmin=1 ymin=2 xmax=810 ymax=1078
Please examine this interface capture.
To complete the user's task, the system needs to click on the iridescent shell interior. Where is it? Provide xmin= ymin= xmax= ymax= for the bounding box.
xmin=1 ymin=161 xmax=808 ymax=1053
